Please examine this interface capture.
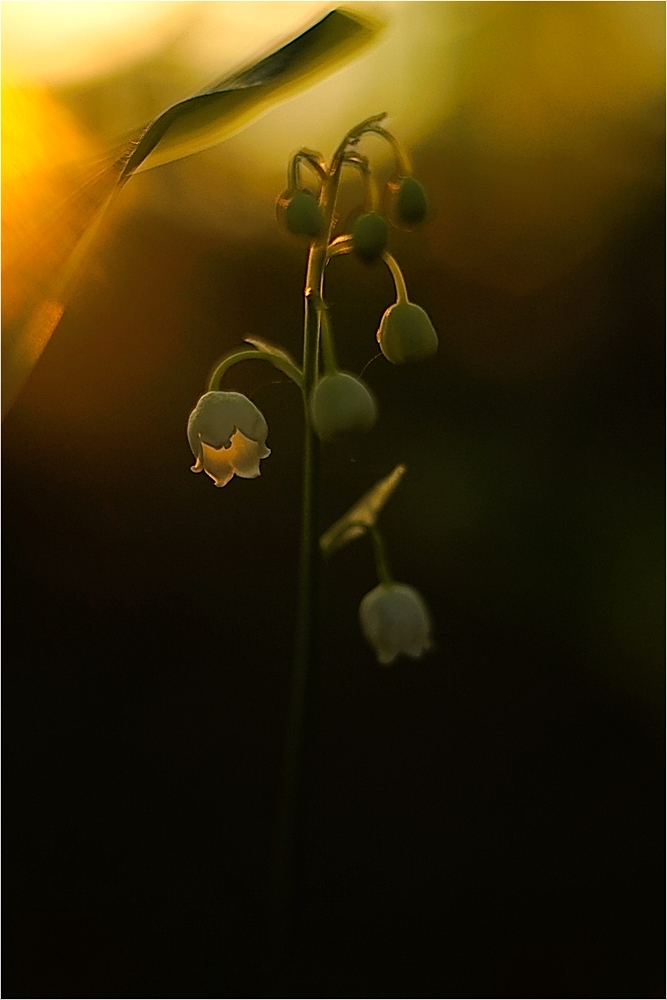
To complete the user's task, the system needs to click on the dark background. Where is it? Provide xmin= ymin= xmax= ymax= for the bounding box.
xmin=3 ymin=4 xmax=665 ymax=998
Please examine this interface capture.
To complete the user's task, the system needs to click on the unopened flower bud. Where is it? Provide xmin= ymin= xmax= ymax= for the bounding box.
xmin=352 ymin=211 xmax=388 ymax=264
xmin=310 ymin=372 xmax=377 ymax=442
xmin=377 ymin=302 xmax=438 ymax=364
xmin=277 ymin=189 xmax=325 ymax=239
xmin=359 ymin=583 xmax=433 ymax=665
xmin=390 ymin=175 xmax=428 ymax=227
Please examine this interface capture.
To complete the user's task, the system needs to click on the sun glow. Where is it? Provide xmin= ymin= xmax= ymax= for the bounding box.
xmin=1 ymin=1 xmax=190 ymax=84
xmin=1 ymin=78 xmax=111 ymax=412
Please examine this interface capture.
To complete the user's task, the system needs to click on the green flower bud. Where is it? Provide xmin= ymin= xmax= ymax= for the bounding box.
xmin=277 ymin=189 xmax=325 ymax=239
xmin=377 ymin=302 xmax=438 ymax=365
xmin=391 ymin=175 xmax=428 ymax=227
xmin=310 ymin=372 xmax=377 ymax=442
xmin=352 ymin=211 xmax=388 ymax=264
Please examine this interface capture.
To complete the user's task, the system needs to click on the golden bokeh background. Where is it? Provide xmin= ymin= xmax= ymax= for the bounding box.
xmin=3 ymin=2 xmax=663 ymax=393
xmin=3 ymin=4 xmax=664 ymax=997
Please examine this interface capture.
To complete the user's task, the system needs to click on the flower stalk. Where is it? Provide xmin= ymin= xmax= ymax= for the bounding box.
xmin=269 ymin=156 xmax=341 ymax=990
xmin=207 ymin=347 xmax=303 ymax=391
xmin=368 ymin=523 xmax=394 ymax=587
xmin=188 ymin=113 xmax=437 ymax=991
xmin=382 ymin=250 xmax=410 ymax=304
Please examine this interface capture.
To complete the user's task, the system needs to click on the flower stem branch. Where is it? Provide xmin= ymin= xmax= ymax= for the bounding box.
xmin=382 ymin=251 xmax=410 ymax=303
xmin=208 ymin=348 xmax=303 ymax=391
xmin=325 ymin=242 xmax=410 ymax=307
xmin=329 ymin=112 xmax=388 ymax=176
xmin=365 ymin=123 xmax=412 ymax=175
xmin=368 ymin=523 xmax=394 ymax=585
xmin=326 ymin=235 xmax=354 ymax=261
xmin=343 ymin=151 xmax=378 ymax=212
xmin=322 ymin=518 xmax=394 ymax=586
xmin=289 ymin=148 xmax=328 ymax=190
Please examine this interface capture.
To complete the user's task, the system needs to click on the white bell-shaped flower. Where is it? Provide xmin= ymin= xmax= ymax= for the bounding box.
xmin=187 ymin=391 xmax=270 ymax=488
xmin=359 ymin=583 xmax=433 ymax=665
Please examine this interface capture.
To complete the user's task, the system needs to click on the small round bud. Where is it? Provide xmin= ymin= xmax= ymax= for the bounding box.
xmin=277 ymin=189 xmax=325 ymax=239
xmin=390 ymin=176 xmax=428 ymax=227
xmin=377 ymin=302 xmax=438 ymax=365
xmin=310 ymin=372 xmax=377 ymax=442
xmin=352 ymin=212 xmax=388 ymax=264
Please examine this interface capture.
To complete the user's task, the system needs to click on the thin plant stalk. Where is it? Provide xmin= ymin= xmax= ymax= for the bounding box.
xmin=185 ymin=112 xmax=428 ymax=994
xmin=269 ymin=175 xmax=337 ymax=993
xmin=268 ymin=116 xmax=401 ymax=990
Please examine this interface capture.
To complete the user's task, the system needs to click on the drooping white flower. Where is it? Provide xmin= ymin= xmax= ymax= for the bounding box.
xmin=187 ymin=391 xmax=270 ymax=488
xmin=359 ymin=583 xmax=433 ymax=665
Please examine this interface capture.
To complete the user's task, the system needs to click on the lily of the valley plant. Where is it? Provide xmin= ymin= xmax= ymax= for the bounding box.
xmin=187 ymin=113 xmax=437 ymax=978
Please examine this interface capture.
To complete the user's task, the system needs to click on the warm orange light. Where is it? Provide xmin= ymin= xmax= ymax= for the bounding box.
xmin=2 ymin=81 xmax=95 ymax=315
xmin=198 ymin=430 xmax=270 ymax=488
xmin=1 ymin=79 xmax=109 ymax=411
xmin=1 ymin=1 xmax=189 ymax=84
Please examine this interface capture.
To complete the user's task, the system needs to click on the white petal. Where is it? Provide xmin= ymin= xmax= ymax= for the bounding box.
xmin=200 ymin=441 xmax=235 ymax=487
xmin=228 ymin=430 xmax=271 ymax=480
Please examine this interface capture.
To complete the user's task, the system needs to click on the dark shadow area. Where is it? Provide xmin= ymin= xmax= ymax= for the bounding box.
xmin=3 ymin=9 xmax=665 ymax=993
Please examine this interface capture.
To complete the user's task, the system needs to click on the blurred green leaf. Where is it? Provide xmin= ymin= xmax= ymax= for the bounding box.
xmin=320 ymin=463 xmax=406 ymax=556
xmin=2 ymin=8 xmax=383 ymax=417
xmin=121 ymin=8 xmax=382 ymax=177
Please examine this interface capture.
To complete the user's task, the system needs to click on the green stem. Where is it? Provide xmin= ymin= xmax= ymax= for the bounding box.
xmin=365 ymin=123 xmax=412 ymax=175
xmin=326 ymin=243 xmax=410 ymax=305
xmin=312 ymin=296 xmax=338 ymax=375
xmin=368 ymin=523 xmax=394 ymax=586
xmin=382 ymin=251 xmax=410 ymax=304
xmin=329 ymin=112 xmax=388 ymax=173
xmin=326 ymin=235 xmax=354 ymax=261
xmin=289 ymin=148 xmax=328 ymax=190
xmin=207 ymin=349 xmax=303 ymax=391
xmin=323 ymin=519 xmax=395 ymax=586
xmin=269 ymin=165 xmax=339 ymax=993
xmin=268 ymin=317 xmax=318 ymax=994
xmin=343 ymin=152 xmax=378 ymax=213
